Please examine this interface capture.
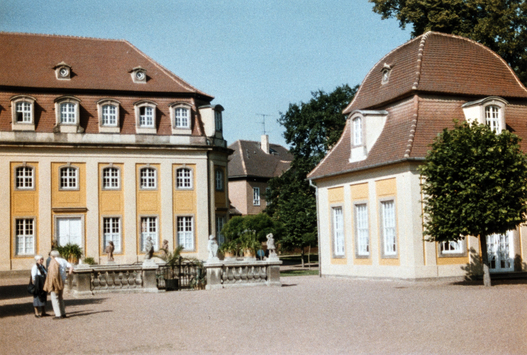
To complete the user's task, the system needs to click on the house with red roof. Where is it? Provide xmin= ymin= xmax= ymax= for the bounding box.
xmin=308 ymin=32 xmax=527 ymax=280
xmin=0 ymin=32 xmax=231 ymax=270
xmin=227 ymin=135 xmax=292 ymax=223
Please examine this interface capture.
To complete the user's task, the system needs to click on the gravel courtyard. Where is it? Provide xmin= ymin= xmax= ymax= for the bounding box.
xmin=1 ymin=275 xmax=526 ymax=355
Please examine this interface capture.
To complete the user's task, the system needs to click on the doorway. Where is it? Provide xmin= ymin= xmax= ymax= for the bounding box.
xmin=487 ymin=231 xmax=514 ymax=272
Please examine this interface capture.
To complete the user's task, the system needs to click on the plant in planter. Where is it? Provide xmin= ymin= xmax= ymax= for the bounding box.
xmin=219 ymin=240 xmax=239 ymax=259
xmin=56 ymin=243 xmax=83 ymax=264
xmin=240 ymin=230 xmax=260 ymax=258
xmin=83 ymin=256 xmax=96 ymax=265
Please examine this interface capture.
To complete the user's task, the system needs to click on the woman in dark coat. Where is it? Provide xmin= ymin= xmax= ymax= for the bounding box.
xmin=31 ymin=255 xmax=48 ymax=317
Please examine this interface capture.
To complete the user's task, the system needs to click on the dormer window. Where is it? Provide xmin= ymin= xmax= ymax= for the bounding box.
xmin=97 ymin=99 xmax=120 ymax=133
xmin=130 ymin=67 xmax=147 ymax=84
xmin=215 ymin=110 xmax=223 ymax=132
xmin=134 ymin=101 xmax=157 ymax=134
xmin=54 ymin=62 xmax=71 ymax=80
xmin=11 ymin=95 xmax=36 ymax=131
xmin=352 ymin=117 xmax=363 ymax=146
xmin=54 ymin=96 xmax=81 ymax=133
xmin=381 ymin=63 xmax=392 ymax=84
xmin=169 ymin=103 xmax=192 ymax=135
xmin=462 ymin=96 xmax=507 ymax=134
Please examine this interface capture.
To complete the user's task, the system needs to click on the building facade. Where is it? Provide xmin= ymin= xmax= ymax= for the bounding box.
xmin=228 ymin=134 xmax=292 ymax=216
xmin=0 ymin=32 xmax=231 ymax=271
xmin=308 ymin=32 xmax=527 ymax=280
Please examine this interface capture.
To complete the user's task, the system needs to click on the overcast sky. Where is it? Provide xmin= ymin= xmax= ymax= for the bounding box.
xmin=0 ymin=0 xmax=411 ymax=148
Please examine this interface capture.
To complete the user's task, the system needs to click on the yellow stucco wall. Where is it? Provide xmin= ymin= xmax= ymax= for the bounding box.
xmin=136 ymin=164 xmax=161 ymax=254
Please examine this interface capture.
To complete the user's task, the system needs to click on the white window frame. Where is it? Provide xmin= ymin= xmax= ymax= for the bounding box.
xmin=103 ymin=217 xmax=122 ymax=253
xmin=140 ymin=167 xmax=157 ymax=190
xmin=215 ymin=168 xmax=224 ymax=191
xmin=11 ymin=95 xmax=36 ymax=131
xmin=97 ymin=99 xmax=120 ymax=133
xmin=177 ymin=216 xmax=194 ymax=251
xmin=102 ymin=167 xmax=120 ymax=190
xmin=140 ymin=216 xmax=158 ymax=252
xmin=59 ymin=166 xmax=79 ymax=190
xmin=216 ymin=215 xmax=226 ymax=246
xmin=353 ymin=116 xmax=363 ymax=146
xmin=176 ymin=167 xmax=193 ymax=189
xmin=253 ymin=187 xmax=261 ymax=206
xmin=332 ymin=206 xmax=345 ymax=257
xmin=355 ymin=203 xmax=369 ymax=257
xmin=169 ymin=103 xmax=192 ymax=135
xmin=15 ymin=218 xmax=35 ymax=256
xmin=485 ymin=105 xmax=501 ymax=133
xmin=134 ymin=101 xmax=157 ymax=134
xmin=439 ymin=239 xmax=465 ymax=256
xmin=15 ymin=166 xmax=34 ymax=190
xmin=54 ymin=96 xmax=81 ymax=133
xmin=381 ymin=199 xmax=397 ymax=257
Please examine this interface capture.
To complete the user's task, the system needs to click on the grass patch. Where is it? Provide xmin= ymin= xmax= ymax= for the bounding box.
xmin=281 ymin=269 xmax=319 ymax=277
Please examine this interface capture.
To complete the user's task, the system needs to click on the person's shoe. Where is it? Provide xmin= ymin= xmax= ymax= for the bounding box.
xmin=61 ymin=315 xmax=68 ymax=318
xmin=52 ymin=316 xmax=62 ymax=320
xmin=41 ymin=313 xmax=49 ymax=317
xmin=34 ymin=314 xmax=41 ymax=318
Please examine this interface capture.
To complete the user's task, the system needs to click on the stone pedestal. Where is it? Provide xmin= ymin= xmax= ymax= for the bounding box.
xmin=71 ymin=266 xmax=93 ymax=296
xmin=204 ymin=261 xmax=222 ymax=290
xmin=142 ymin=263 xmax=159 ymax=292
xmin=267 ymin=262 xmax=282 ymax=287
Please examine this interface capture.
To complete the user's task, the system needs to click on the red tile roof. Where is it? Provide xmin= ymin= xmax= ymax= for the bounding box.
xmin=0 ymin=32 xmax=212 ymax=98
xmin=344 ymin=32 xmax=527 ymax=114
xmin=309 ymin=32 xmax=527 ymax=181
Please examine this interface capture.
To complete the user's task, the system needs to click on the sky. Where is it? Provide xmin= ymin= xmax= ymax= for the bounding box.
xmin=0 ymin=0 xmax=411 ymax=148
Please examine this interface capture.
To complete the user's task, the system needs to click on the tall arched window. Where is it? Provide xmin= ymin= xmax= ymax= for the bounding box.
xmin=140 ymin=167 xmax=157 ymax=189
xmin=353 ymin=117 xmax=363 ymax=146
xmin=176 ymin=168 xmax=192 ymax=189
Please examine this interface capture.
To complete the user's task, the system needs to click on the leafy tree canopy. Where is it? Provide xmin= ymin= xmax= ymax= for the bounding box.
xmin=221 ymin=213 xmax=284 ymax=244
xmin=267 ymin=84 xmax=358 ymax=253
xmin=419 ymin=121 xmax=527 ymax=285
xmin=370 ymin=0 xmax=527 ymax=84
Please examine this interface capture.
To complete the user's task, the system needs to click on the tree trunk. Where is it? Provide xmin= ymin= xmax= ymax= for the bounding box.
xmin=301 ymin=248 xmax=305 ymax=268
xmin=480 ymin=235 xmax=492 ymax=287
xmin=307 ymin=245 xmax=311 ymax=269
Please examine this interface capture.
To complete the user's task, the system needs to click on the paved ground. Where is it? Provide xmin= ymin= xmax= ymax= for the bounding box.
xmin=1 ymin=275 xmax=526 ymax=355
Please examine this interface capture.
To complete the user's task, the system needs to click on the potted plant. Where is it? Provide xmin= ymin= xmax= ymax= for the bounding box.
xmin=160 ymin=245 xmax=184 ymax=291
xmin=240 ymin=230 xmax=260 ymax=259
xmin=56 ymin=243 xmax=83 ymax=264
xmin=219 ymin=240 xmax=239 ymax=259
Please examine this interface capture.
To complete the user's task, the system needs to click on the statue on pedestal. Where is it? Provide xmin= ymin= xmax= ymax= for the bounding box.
xmin=266 ymin=233 xmax=278 ymax=260
xmin=105 ymin=241 xmax=115 ymax=262
xmin=207 ymin=234 xmax=219 ymax=261
xmin=144 ymin=237 xmax=154 ymax=260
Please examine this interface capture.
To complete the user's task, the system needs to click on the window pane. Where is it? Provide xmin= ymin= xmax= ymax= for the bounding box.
xmin=253 ymin=187 xmax=260 ymax=206
xmin=16 ymin=101 xmax=32 ymax=123
xmin=16 ymin=166 xmax=34 ymax=189
xmin=102 ymin=104 xmax=117 ymax=126
xmin=215 ymin=169 xmax=223 ymax=190
xmin=103 ymin=167 xmax=120 ymax=189
xmin=382 ymin=201 xmax=396 ymax=255
xmin=353 ymin=117 xmax=362 ymax=145
xmin=103 ymin=217 xmax=121 ymax=253
xmin=333 ymin=207 xmax=344 ymax=256
xmin=355 ymin=204 xmax=369 ymax=256
xmin=16 ymin=218 xmax=34 ymax=255
xmin=140 ymin=106 xmax=154 ymax=127
xmin=177 ymin=216 xmax=194 ymax=250
xmin=141 ymin=217 xmax=158 ymax=251
xmin=176 ymin=168 xmax=192 ymax=188
xmin=140 ymin=168 xmax=156 ymax=189
xmin=60 ymin=167 xmax=78 ymax=189
xmin=175 ymin=108 xmax=189 ymax=128
xmin=61 ymin=103 xmax=76 ymax=124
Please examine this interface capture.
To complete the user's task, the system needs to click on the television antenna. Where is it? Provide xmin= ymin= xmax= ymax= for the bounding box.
xmin=256 ymin=113 xmax=271 ymax=135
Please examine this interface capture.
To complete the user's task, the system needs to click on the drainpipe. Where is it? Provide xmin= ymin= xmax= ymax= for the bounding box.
xmin=309 ymin=178 xmax=322 ymax=278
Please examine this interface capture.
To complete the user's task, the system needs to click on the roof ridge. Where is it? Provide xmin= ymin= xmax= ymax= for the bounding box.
xmin=0 ymin=31 xmax=124 ymax=43
xmin=123 ymin=40 xmax=212 ymax=98
xmin=411 ymin=31 xmax=432 ymax=90
xmin=238 ymin=141 xmax=248 ymax=176
xmin=343 ymin=35 xmax=423 ymax=114
xmin=403 ymin=95 xmax=419 ymax=158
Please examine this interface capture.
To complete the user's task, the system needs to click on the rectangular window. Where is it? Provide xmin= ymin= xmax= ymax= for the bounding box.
xmin=103 ymin=217 xmax=121 ymax=253
xmin=485 ymin=105 xmax=500 ymax=132
xmin=102 ymin=105 xmax=117 ymax=126
xmin=215 ymin=169 xmax=224 ymax=191
xmin=140 ymin=168 xmax=156 ymax=189
xmin=60 ymin=167 xmax=78 ymax=189
xmin=332 ymin=207 xmax=345 ymax=257
xmin=177 ymin=216 xmax=194 ymax=250
xmin=253 ymin=187 xmax=260 ymax=206
xmin=140 ymin=106 xmax=154 ymax=127
xmin=440 ymin=240 xmax=464 ymax=255
xmin=140 ymin=217 xmax=158 ymax=251
xmin=16 ymin=218 xmax=34 ymax=255
xmin=16 ymin=166 xmax=34 ymax=189
xmin=60 ymin=102 xmax=76 ymax=124
xmin=215 ymin=111 xmax=222 ymax=131
xmin=103 ymin=167 xmax=120 ymax=189
xmin=175 ymin=107 xmax=190 ymax=128
xmin=381 ymin=200 xmax=397 ymax=256
xmin=353 ymin=117 xmax=363 ymax=145
xmin=355 ymin=204 xmax=369 ymax=256
xmin=216 ymin=216 xmax=225 ymax=246
xmin=176 ymin=168 xmax=192 ymax=189
xmin=16 ymin=102 xmax=32 ymax=123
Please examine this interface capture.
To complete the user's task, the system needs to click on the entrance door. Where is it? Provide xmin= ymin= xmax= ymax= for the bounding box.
xmin=487 ymin=231 xmax=514 ymax=272
xmin=57 ymin=217 xmax=82 ymax=247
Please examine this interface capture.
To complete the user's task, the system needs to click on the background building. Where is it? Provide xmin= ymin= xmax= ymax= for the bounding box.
xmin=308 ymin=32 xmax=527 ymax=280
xmin=228 ymin=134 xmax=292 ymax=216
xmin=0 ymin=32 xmax=231 ymax=270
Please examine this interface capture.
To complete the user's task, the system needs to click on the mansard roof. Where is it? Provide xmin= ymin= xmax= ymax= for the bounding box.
xmin=0 ymin=32 xmax=212 ymax=99
xmin=344 ymin=32 xmax=527 ymax=113
xmin=309 ymin=32 xmax=527 ymax=181
xmin=228 ymin=139 xmax=293 ymax=179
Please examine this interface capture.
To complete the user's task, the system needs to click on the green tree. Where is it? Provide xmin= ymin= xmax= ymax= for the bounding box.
xmin=266 ymin=84 xmax=358 ymax=265
xmin=370 ymin=0 xmax=527 ymax=84
xmin=419 ymin=121 xmax=527 ymax=286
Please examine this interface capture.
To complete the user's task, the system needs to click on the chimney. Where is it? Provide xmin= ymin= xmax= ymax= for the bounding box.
xmin=261 ymin=134 xmax=270 ymax=154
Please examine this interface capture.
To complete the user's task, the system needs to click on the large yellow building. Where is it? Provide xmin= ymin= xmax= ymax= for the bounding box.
xmin=0 ymin=32 xmax=231 ymax=271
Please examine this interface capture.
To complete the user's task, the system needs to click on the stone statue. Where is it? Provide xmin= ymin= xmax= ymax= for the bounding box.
xmin=160 ymin=239 xmax=169 ymax=258
xmin=207 ymin=234 xmax=219 ymax=261
xmin=267 ymin=233 xmax=278 ymax=260
xmin=144 ymin=237 xmax=154 ymax=260
xmin=105 ymin=241 xmax=115 ymax=262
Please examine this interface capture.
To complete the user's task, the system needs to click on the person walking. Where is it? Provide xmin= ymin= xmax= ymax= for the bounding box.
xmin=31 ymin=255 xmax=48 ymax=318
xmin=43 ymin=250 xmax=72 ymax=319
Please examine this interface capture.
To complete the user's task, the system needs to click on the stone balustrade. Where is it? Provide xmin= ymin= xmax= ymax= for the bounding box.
xmin=204 ymin=258 xmax=282 ymax=290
